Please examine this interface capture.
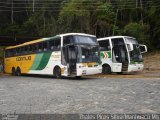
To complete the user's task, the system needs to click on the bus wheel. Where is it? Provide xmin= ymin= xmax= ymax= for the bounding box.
xmin=54 ymin=67 xmax=61 ymax=78
xmin=16 ymin=67 xmax=21 ymax=76
xmin=102 ymin=64 xmax=111 ymax=74
xmin=12 ymin=67 xmax=16 ymax=76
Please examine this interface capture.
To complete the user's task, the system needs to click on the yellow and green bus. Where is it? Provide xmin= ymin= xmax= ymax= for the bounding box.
xmin=4 ymin=33 xmax=102 ymax=78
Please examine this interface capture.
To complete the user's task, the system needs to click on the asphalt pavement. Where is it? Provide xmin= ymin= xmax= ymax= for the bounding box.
xmin=0 ymin=75 xmax=159 ymax=114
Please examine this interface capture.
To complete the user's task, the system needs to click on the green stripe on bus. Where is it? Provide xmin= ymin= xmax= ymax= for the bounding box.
xmin=36 ymin=52 xmax=52 ymax=70
xmin=30 ymin=53 xmax=44 ymax=70
xmin=100 ymin=51 xmax=112 ymax=59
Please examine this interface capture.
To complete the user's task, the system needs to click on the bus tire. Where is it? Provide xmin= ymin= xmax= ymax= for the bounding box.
xmin=11 ymin=67 xmax=16 ymax=76
xmin=54 ymin=66 xmax=61 ymax=79
xmin=16 ymin=67 xmax=21 ymax=76
xmin=102 ymin=64 xmax=111 ymax=74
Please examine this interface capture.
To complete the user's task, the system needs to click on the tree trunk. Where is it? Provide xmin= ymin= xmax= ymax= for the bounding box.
xmin=112 ymin=9 xmax=118 ymax=36
xmin=140 ymin=0 xmax=143 ymax=24
xmin=11 ymin=0 xmax=14 ymax=24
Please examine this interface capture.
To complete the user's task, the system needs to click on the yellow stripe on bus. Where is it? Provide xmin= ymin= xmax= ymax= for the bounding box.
xmin=4 ymin=54 xmax=36 ymax=73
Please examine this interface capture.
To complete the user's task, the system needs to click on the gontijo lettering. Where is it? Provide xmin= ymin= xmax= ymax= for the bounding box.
xmin=16 ymin=56 xmax=31 ymax=61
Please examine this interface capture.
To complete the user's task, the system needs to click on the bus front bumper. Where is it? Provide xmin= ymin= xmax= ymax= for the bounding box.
xmin=128 ymin=64 xmax=144 ymax=72
xmin=77 ymin=67 xmax=102 ymax=76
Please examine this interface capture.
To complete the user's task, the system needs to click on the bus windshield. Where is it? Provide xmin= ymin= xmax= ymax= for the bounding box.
xmin=125 ymin=37 xmax=143 ymax=62
xmin=63 ymin=35 xmax=98 ymax=45
xmin=80 ymin=45 xmax=100 ymax=63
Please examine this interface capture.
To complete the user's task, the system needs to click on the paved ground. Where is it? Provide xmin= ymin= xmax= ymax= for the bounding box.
xmin=0 ymin=75 xmax=159 ymax=114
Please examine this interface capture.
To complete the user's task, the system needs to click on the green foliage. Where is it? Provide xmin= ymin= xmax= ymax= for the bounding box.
xmin=124 ymin=22 xmax=153 ymax=49
xmin=0 ymin=0 xmax=160 ymax=50
xmin=94 ymin=2 xmax=116 ymax=37
xmin=58 ymin=0 xmax=91 ymax=33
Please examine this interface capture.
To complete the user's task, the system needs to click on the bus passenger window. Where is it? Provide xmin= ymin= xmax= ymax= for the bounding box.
xmin=24 ymin=46 xmax=28 ymax=54
xmin=49 ymin=38 xmax=61 ymax=51
xmin=20 ymin=47 xmax=24 ymax=55
xmin=16 ymin=48 xmax=20 ymax=55
xmin=55 ymin=39 xmax=61 ymax=50
xmin=10 ymin=49 xmax=15 ymax=57
xmin=28 ymin=45 xmax=32 ymax=53
xmin=99 ymin=40 xmax=111 ymax=51
xmin=38 ymin=43 xmax=42 ymax=52
xmin=48 ymin=40 xmax=54 ymax=51
xmin=5 ymin=50 xmax=8 ymax=57
xmin=43 ymin=42 xmax=48 ymax=51
xmin=32 ymin=44 xmax=37 ymax=52
xmin=6 ymin=49 xmax=15 ymax=57
xmin=63 ymin=36 xmax=72 ymax=45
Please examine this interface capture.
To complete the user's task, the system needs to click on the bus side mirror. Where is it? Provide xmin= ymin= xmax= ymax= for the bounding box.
xmin=139 ymin=44 xmax=147 ymax=53
xmin=127 ymin=43 xmax=133 ymax=51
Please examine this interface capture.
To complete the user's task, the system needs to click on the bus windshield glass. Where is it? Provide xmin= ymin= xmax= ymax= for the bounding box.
xmin=63 ymin=35 xmax=98 ymax=45
xmin=80 ymin=45 xmax=100 ymax=63
xmin=125 ymin=37 xmax=143 ymax=62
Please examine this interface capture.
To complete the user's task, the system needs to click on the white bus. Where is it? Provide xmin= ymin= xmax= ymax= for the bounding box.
xmin=4 ymin=33 xmax=102 ymax=78
xmin=97 ymin=36 xmax=147 ymax=74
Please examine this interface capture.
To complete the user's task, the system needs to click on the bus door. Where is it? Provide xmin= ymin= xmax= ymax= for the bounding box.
xmin=112 ymin=44 xmax=129 ymax=72
xmin=62 ymin=45 xmax=78 ymax=76
xmin=112 ymin=45 xmax=122 ymax=72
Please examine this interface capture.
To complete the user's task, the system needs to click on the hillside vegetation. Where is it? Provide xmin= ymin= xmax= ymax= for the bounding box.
xmin=0 ymin=0 xmax=160 ymax=51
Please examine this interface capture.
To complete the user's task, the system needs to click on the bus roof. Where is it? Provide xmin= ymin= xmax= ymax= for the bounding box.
xmin=5 ymin=38 xmax=44 ymax=50
xmin=5 ymin=33 xmax=96 ymax=50
xmin=59 ymin=33 xmax=96 ymax=37
xmin=97 ymin=36 xmax=136 ymax=41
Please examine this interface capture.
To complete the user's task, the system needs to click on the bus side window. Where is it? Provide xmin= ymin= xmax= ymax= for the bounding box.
xmin=21 ymin=47 xmax=25 ymax=55
xmin=16 ymin=47 xmax=20 ymax=55
xmin=49 ymin=40 xmax=54 ymax=51
xmin=32 ymin=44 xmax=37 ymax=53
xmin=43 ymin=42 xmax=48 ymax=52
xmin=99 ymin=40 xmax=111 ymax=51
xmin=5 ymin=48 xmax=16 ymax=57
xmin=55 ymin=38 xmax=61 ymax=51
xmin=28 ymin=45 xmax=32 ymax=53
xmin=5 ymin=50 xmax=8 ymax=57
xmin=111 ymin=38 xmax=124 ymax=45
xmin=49 ymin=37 xmax=61 ymax=51
xmin=6 ymin=49 xmax=12 ymax=57
xmin=37 ymin=43 xmax=42 ymax=52
xmin=24 ymin=46 xmax=28 ymax=54
xmin=63 ymin=36 xmax=71 ymax=46
xmin=11 ymin=49 xmax=14 ymax=57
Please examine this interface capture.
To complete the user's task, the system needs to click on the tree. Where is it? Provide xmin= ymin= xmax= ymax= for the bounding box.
xmin=21 ymin=0 xmax=63 ymax=36
xmin=94 ymin=2 xmax=115 ymax=37
xmin=124 ymin=22 xmax=153 ymax=50
xmin=58 ymin=0 xmax=116 ymax=37
xmin=58 ymin=0 xmax=91 ymax=33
